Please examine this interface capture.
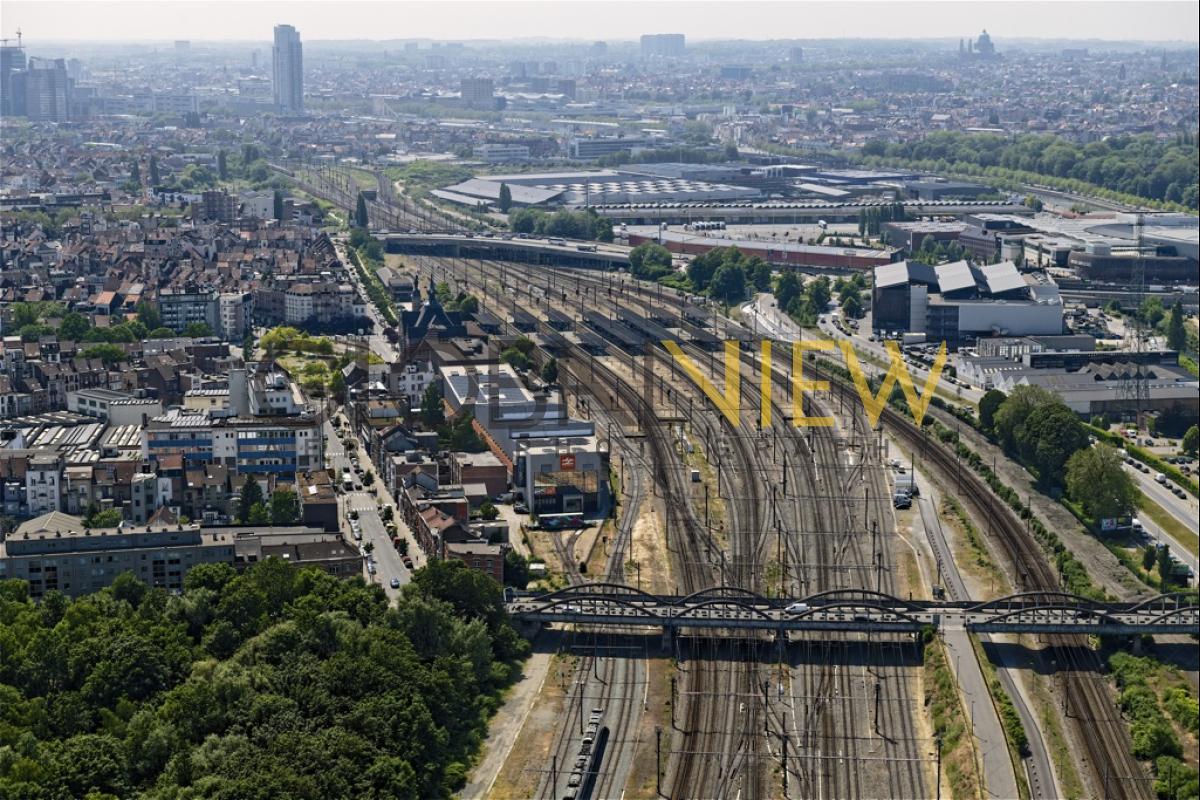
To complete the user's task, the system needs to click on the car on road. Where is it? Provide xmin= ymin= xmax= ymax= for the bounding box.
xmin=514 ymin=503 xmax=529 ymax=514
xmin=390 ymin=578 xmax=401 ymax=589
xmin=785 ymin=602 xmax=810 ymax=614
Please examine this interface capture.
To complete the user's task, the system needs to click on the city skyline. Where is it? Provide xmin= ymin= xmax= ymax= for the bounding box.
xmin=3 ymin=0 xmax=1198 ymax=44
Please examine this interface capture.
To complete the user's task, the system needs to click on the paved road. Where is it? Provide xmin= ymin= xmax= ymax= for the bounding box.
xmin=1127 ymin=464 xmax=1199 ymax=551
xmin=915 ymin=475 xmax=1059 ymax=800
xmin=815 ymin=310 xmax=985 ymax=404
xmin=331 ymin=234 xmax=400 ymax=363
xmin=323 ymin=415 xmax=425 ymax=600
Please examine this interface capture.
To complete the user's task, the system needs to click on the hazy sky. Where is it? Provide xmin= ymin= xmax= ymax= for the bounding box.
xmin=3 ymin=0 xmax=1198 ymax=43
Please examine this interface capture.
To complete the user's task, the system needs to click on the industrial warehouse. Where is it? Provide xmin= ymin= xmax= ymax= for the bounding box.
xmin=871 ymin=259 xmax=1065 ymax=341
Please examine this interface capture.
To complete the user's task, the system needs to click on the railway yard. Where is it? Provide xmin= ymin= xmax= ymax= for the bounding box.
xmin=309 ymin=169 xmax=1199 ymax=800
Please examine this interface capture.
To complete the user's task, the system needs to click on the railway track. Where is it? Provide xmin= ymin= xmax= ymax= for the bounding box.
xmin=517 ymin=260 xmax=1149 ymax=798
xmin=420 ymin=256 xmax=773 ymax=798
xmin=807 ymin=359 xmax=1152 ymax=799
xmin=425 ymin=256 xmax=932 ymax=798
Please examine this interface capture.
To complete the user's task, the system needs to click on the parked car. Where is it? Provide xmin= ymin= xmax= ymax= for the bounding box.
xmin=389 ymin=577 xmax=401 ymax=589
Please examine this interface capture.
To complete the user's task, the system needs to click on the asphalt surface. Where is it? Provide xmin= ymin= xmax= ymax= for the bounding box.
xmin=914 ymin=476 xmax=1058 ymax=800
xmin=1126 ymin=465 xmax=1199 ymax=576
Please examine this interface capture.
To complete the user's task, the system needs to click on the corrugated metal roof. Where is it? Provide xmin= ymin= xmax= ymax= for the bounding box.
xmin=935 ymin=260 xmax=976 ymax=294
xmin=980 ymin=261 xmax=1025 ymax=295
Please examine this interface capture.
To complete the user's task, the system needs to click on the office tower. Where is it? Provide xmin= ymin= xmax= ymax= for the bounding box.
xmin=640 ymin=34 xmax=686 ymax=58
xmin=1 ymin=40 xmax=26 ymax=117
xmin=23 ymin=57 xmax=70 ymax=121
xmin=460 ymin=77 xmax=494 ymax=109
xmin=272 ymin=24 xmax=303 ymax=114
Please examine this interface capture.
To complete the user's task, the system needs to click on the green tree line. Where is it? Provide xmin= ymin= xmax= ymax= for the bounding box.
xmin=0 ymin=558 xmax=528 ymax=799
xmin=860 ymin=131 xmax=1199 ymax=210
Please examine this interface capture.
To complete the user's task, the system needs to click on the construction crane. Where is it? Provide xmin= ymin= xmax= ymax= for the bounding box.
xmin=0 ymin=29 xmax=23 ymax=48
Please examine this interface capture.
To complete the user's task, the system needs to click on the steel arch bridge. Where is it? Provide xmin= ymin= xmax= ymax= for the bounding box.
xmin=505 ymin=584 xmax=1200 ymax=637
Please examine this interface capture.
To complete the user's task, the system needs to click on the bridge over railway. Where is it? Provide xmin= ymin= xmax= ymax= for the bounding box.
xmin=378 ymin=232 xmax=632 ymax=269
xmin=506 ymin=584 xmax=1200 ymax=637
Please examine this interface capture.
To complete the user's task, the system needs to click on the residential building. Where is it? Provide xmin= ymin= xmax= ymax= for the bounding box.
xmin=201 ymin=190 xmax=238 ymax=224
xmin=444 ymin=541 xmax=505 ymax=584
xmin=460 ymin=77 xmax=495 ymax=109
xmin=159 ymin=288 xmax=219 ymax=333
xmin=1 ymin=514 xmax=356 ymax=599
xmin=218 ymin=292 xmax=253 ymax=341
xmin=640 ymin=33 xmax=686 ymax=58
xmin=66 ymin=388 xmax=163 ymax=425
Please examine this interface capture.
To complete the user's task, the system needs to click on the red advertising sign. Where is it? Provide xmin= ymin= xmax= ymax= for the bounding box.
xmin=559 ymin=454 xmax=576 ymax=471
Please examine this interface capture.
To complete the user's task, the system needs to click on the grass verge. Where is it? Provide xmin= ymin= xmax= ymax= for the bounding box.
xmin=970 ymin=636 xmax=1031 ymax=800
xmin=924 ymin=638 xmax=983 ymax=800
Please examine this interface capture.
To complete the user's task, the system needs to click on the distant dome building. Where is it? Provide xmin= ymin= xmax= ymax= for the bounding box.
xmin=976 ymin=29 xmax=996 ymax=56
xmin=959 ymin=29 xmax=1000 ymax=60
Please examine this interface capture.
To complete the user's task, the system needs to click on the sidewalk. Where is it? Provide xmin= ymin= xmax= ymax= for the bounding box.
xmin=915 ymin=464 xmax=1062 ymax=800
xmin=911 ymin=489 xmax=1020 ymax=800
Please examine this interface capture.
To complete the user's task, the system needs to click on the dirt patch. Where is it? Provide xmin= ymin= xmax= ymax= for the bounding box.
xmin=629 ymin=498 xmax=672 ymax=595
xmin=488 ymin=649 xmax=574 ymax=800
xmin=922 ymin=639 xmax=984 ymax=800
xmin=939 ymin=495 xmax=1010 ymax=600
xmin=625 ymin=656 xmax=675 ymax=797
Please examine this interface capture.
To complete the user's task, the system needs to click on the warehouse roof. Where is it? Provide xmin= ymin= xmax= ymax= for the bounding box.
xmin=979 ymin=261 xmax=1024 ymax=295
xmin=874 ymin=260 xmax=937 ymax=289
xmin=442 ymin=178 xmax=565 ymax=205
xmin=935 ymin=260 xmax=976 ymax=294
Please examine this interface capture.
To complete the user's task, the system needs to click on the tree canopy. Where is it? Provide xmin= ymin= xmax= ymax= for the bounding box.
xmin=860 ymin=131 xmax=1199 ymax=210
xmin=1066 ymin=443 xmax=1138 ymax=523
xmin=991 ymin=386 xmax=1088 ymax=486
xmin=0 ymin=558 xmax=528 ymax=799
xmin=508 ymin=208 xmax=612 ymax=242
xmin=628 ymin=242 xmax=673 ymax=280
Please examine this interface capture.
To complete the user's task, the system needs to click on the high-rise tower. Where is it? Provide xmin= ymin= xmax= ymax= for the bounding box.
xmin=272 ymin=24 xmax=303 ymax=114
